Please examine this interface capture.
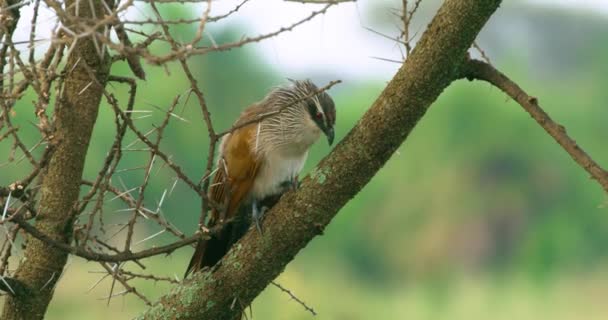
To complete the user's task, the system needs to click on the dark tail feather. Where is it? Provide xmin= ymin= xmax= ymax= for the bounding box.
xmin=184 ymin=239 xmax=206 ymax=277
xmin=184 ymin=206 xmax=255 ymax=278
xmin=184 ymin=227 xmax=232 ymax=278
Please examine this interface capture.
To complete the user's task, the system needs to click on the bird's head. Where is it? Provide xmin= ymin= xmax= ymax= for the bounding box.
xmin=291 ymin=80 xmax=336 ymax=145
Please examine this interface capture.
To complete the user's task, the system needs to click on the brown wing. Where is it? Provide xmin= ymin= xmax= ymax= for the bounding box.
xmin=212 ymin=124 xmax=260 ymax=221
xmin=185 ymin=123 xmax=260 ymax=276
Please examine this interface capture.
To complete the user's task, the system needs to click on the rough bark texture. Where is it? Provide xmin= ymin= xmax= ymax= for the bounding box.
xmin=139 ymin=0 xmax=502 ymax=319
xmin=1 ymin=1 xmax=111 ymax=318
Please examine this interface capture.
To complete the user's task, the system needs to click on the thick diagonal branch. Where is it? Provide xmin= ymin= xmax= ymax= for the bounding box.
xmin=460 ymin=59 xmax=608 ymax=194
xmin=138 ymin=0 xmax=502 ymax=319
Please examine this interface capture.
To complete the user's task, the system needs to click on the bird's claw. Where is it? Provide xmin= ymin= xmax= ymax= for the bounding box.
xmin=252 ymin=202 xmax=268 ymax=235
xmin=279 ymin=176 xmax=300 ymax=192
xmin=290 ymin=175 xmax=300 ymax=192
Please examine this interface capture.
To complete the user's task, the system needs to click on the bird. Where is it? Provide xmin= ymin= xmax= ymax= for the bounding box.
xmin=185 ymin=79 xmax=336 ymax=276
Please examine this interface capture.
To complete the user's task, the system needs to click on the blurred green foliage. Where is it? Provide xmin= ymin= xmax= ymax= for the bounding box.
xmin=2 ymin=2 xmax=608 ymax=319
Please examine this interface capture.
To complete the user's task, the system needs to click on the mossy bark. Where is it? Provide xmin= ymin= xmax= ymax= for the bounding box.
xmin=1 ymin=1 xmax=111 ymax=319
xmin=139 ymin=0 xmax=502 ymax=319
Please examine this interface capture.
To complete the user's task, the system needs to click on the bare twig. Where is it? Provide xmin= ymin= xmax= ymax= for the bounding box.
xmin=460 ymin=58 xmax=608 ymax=193
xmin=13 ymin=212 xmax=236 ymax=263
xmin=271 ymin=281 xmax=317 ymax=316
xmin=472 ymin=42 xmax=491 ymax=64
xmin=13 ymin=214 xmax=202 ymax=262
xmin=139 ymin=2 xmax=343 ymax=65
xmin=99 ymin=262 xmax=152 ymax=306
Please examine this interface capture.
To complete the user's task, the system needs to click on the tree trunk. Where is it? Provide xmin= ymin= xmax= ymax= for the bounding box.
xmin=138 ymin=0 xmax=502 ymax=319
xmin=1 ymin=0 xmax=111 ymax=318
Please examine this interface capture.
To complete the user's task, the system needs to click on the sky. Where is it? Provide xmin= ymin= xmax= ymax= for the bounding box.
xmin=207 ymin=0 xmax=608 ymax=81
xmin=10 ymin=0 xmax=608 ymax=82
xmin=530 ymin=0 xmax=608 ymax=13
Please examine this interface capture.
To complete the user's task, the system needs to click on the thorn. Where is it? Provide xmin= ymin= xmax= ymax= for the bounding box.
xmin=528 ymin=96 xmax=538 ymax=105
xmin=2 ymin=191 xmax=12 ymax=221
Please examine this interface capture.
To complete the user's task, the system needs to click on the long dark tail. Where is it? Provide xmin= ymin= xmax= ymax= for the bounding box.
xmin=184 ymin=210 xmax=251 ymax=278
xmin=184 ymin=189 xmax=286 ymax=277
xmin=185 ymin=228 xmax=229 ymax=277
xmin=185 ymin=158 xmax=237 ymax=277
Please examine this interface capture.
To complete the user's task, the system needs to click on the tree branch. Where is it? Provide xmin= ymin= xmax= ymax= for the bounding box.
xmin=460 ymin=58 xmax=608 ymax=194
xmin=1 ymin=0 xmax=112 ymax=318
xmin=12 ymin=216 xmax=201 ymax=262
xmin=138 ymin=0 xmax=502 ymax=319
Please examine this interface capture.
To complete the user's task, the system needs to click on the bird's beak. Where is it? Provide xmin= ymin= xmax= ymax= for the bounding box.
xmin=325 ymin=127 xmax=335 ymax=146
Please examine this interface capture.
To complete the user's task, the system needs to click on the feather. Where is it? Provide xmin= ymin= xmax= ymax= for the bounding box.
xmin=185 ymin=80 xmax=332 ymax=276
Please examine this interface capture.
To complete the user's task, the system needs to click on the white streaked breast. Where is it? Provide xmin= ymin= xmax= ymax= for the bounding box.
xmin=251 ymin=149 xmax=308 ymax=199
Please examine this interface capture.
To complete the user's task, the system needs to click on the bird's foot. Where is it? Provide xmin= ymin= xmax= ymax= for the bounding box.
xmin=252 ymin=201 xmax=268 ymax=235
xmin=279 ymin=176 xmax=300 ymax=193
xmin=290 ymin=175 xmax=300 ymax=192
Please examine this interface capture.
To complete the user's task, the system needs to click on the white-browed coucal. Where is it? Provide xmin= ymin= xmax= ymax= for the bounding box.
xmin=185 ymin=80 xmax=336 ymax=276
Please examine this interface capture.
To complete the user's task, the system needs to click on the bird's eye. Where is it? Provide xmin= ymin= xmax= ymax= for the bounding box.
xmin=316 ymin=112 xmax=323 ymax=119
